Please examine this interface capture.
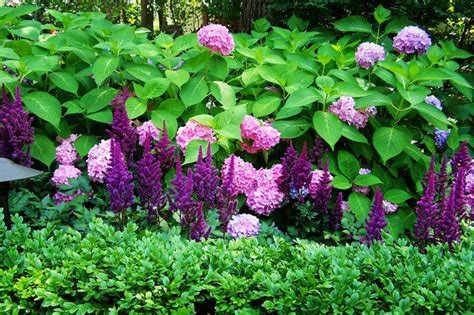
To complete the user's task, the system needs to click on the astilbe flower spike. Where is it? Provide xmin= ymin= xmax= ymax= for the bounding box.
xmin=422 ymin=155 xmax=435 ymax=190
xmin=437 ymin=185 xmax=461 ymax=248
xmin=363 ymin=187 xmax=387 ymax=245
xmin=279 ymin=141 xmax=298 ymax=195
xmin=154 ymin=121 xmax=175 ymax=173
xmin=312 ymin=160 xmax=333 ymax=214
xmin=107 ymin=90 xmax=137 ymax=163
xmin=0 ymin=86 xmax=34 ymax=166
xmin=106 ymin=139 xmax=134 ymax=216
xmin=311 ymin=136 xmax=327 ymax=168
xmin=189 ymin=202 xmax=211 ymax=242
xmin=217 ymin=154 xmax=238 ymax=233
xmin=414 ymin=169 xmax=438 ymax=245
xmin=135 ymin=134 xmax=165 ymax=220
xmin=289 ymin=142 xmax=312 ymax=202
xmin=169 ymin=155 xmax=195 ymax=226
xmin=453 ymin=167 xmax=467 ymax=220
xmin=193 ymin=144 xmax=219 ymax=206
xmin=451 ymin=141 xmax=471 ymax=178
xmin=331 ymin=192 xmax=344 ymax=230
xmin=436 ymin=155 xmax=448 ymax=196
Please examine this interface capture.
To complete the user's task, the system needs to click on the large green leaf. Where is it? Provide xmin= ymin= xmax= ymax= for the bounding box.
xmin=159 ymin=99 xmax=185 ymax=118
xmin=135 ymin=78 xmax=170 ymax=100
xmin=81 ymin=87 xmax=116 ymax=114
xmin=180 ymin=75 xmax=208 ymax=107
xmin=74 ymin=135 xmax=98 ymax=158
xmin=272 ymin=118 xmax=310 ymax=139
xmin=92 ymin=56 xmax=120 ymax=85
xmin=183 ymin=140 xmax=219 ymax=165
xmin=166 ymin=69 xmax=190 ymax=88
xmin=210 ymin=81 xmax=236 ymax=109
xmin=125 ymin=97 xmax=147 ymax=119
xmin=373 ymin=127 xmax=410 ymax=163
xmin=23 ymin=92 xmax=61 ymax=128
xmin=348 ymin=192 xmax=372 ymax=221
xmin=215 ymin=105 xmax=246 ymax=130
xmin=49 ymin=72 xmax=79 ymax=95
xmin=384 ymin=189 xmax=412 ymax=204
xmin=338 ymin=150 xmax=360 ymax=180
xmin=333 ymin=16 xmax=373 ymax=33
xmin=354 ymin=174 xmax=383 ymax=186
xmin=284 ymin=88 xmax=321 ymax=109
xmin=412 ymin=102 xmax=450 ymax=129
xmin=312 ymin=111 xmax=342 ymax=150
xmin=253 ymin=96 xmax=281 ymax=117
xmin=125 ymin=63 xmax=162 ymax=82
xmin=355 ymin=93 xmax=393 ymax=108
xmin=87 ymin=108 xmax=112 ymax=123
xmin=331 ymin=175 xmax=352 ymax=190
xmin=0 ymin=47 xmax=19 ymax=60
xmin=31 ymin=134 xmax=55 ymax=168
xmin=341 ymin=125 xmax=368 ymax=144
xmin=151 ymin=110 xmax=177 ymax=139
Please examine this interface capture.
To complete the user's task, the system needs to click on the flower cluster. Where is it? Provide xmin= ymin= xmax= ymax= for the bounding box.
xmin=240 ymin=115 xmax=280 ymax=153
xmin=425 ymin=95 xmax=443 ymax=111
xmin=56 ymin=134 xmax=80 ymax=165
xmin=197 ymin=23 xmax=235 ymax=55
xmin=87 ymin=139 xmax=112 ymax=183
xmin=176 ymin=120 xmax=216 ymax=153
xmin=221 ymin=154 xmax=256 ymax=195
xmin=355 ymin=42 xmax=385 ymax=69
xmin=193 ymin=144 xmax=219 ymax=206
xmin=137 ymin=121 xmax=160 ymax=146
xmin=363 ymin=187 xmax=387 ymax=245
xmin=308 ymin=169 xmax=334 ymax=199
xmin=51 ymin=164 xmax=82 ymax=186
xmin=393 ymin=26 xmax=432 ymax=55
xmin=246 ymin=164 xmax=285 ymax=216
xmin=359 ymin=168 xmax=371 ymax=175
xmin=328 ymin=96 xmax=376 ymax=129
xmin=227 ymin=214 xmax=260 ymax=238
xmin=434 ymin=128 xmax=451 ymax=149
xmin=382 ymin=200 xmax=398 ymax=214
xmin=217 ymin=154 xmax=238 ymax=232
xmin=154 ymin=122 xmax=175 ymax=173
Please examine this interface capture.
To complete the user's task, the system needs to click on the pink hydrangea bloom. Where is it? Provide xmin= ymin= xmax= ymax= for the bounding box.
xmin=383 ymin=200 xmax=399 ymax=214
xmin=51 ymin=164 xmax=81 ymax=186
xmin=137 ymin=121 xmax=160 ymax=146
xmin=328 ymin=96 xmax=374 ymax=129
xmin=221 ymin=154 xmax=257 ymax=195
xmin=353 ymin=185 xmax=371 ymax=195
xmin=87 ymin=139 xmax=112 ymax=183
xmin=393 ymin=26 xmax=431 ymax=55
xmin=53 ymin=190 xmax=86 ymax=205
xmin=176 ymin=120 xmax=216 ymax=153
xmin=227 ymin=214 xmax=260 ymax=238
xmin=246 ymin=164 xmax=285 ymax=216
xmin=355 ymin=42 xmax=385 ymax=69
xmin=56 ymin=134 xmax=80 ymax=165
xmin=197 ymin=23 xmax=235 ymax=55
xmin=308 ymin=169 xmax=334 ymax=198
xmin=240 ymin=115 xmax=280 ymax=153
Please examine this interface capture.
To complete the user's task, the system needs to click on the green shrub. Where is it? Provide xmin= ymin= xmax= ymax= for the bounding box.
xmin=0 ymin=215 xmax=472 ymax=313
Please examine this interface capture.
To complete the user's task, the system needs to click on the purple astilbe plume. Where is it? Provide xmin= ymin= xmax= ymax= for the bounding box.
xmin=331 ymin=192 xmax=344 ymax=230
xmin=311 ymin=135 xmax=327 ymax=168
xmin=279 ymin=141 xmax=299 ymax=196
xmin=312 ymin=160 xmax=333 ymax=214
xmin=437 ymin=185 xmax=461 ymax=248
xmin=107 ymin=90 xmax=137 ymax=163
xmin=362 ymin=187 xmax=387 ymax=245
xmin=289 ymin=142 xmax=312 ymax=202
xmin=193 ymin=144 xmax=219 ymax=206
xmin=135 ymin=135 xmax=166 ymax=220
xmin=154 ymin=122 xmax=175 ymax=173
xmin=422 ymin=155 xmax=436 ymax=190
xmin=436 ymin=155 xmax=448 ymax=196
xmin=169 ymin=155 xmax=195 ymax=226
xmin=189 ymin=202 xmax=211 ymax=242
xmin=453 ymin=167 xmax=467 ymax=220
xmin=451 ymin=141 xmax=472 ymax=178
xmin=217 ymin=154 xmax=238 ymax=233
xmin=0 ymin=86 xmax=34 ymax=166
xmin=414 ymin=170 xmax=438 ymax=245
xmin=106 ymin=139 xmax=134 ymax=217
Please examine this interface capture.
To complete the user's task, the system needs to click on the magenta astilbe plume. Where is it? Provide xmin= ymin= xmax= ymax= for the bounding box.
xmin=107 ymin=91 xmax=137 ymax=163
xmin=422 ymin=155 xmax=436 ymax=190
xmin=331 ymin=192 xmax=344 ymax=230
xmin=363 ymin=187 xmax=387 ymax=245
xmin=436 ymin=155 xmax=448 ymax=196
xmin=217 ymin=154 xmax=238 ymax=232
xmin=311 ymin=135 xmax=327 ymax=168
xmin=453 ymin=167 xmax=467 ymax=220
xmin=312 ymin=160 xmax=333 ymax=214
xmin=169 ymin=155 xmax=195 ymax=226
xmin=193 ymin=144 xmax=219 ymax=206
xmin=189 ymin=202 xmax=211 ymax=242
xmin=414 ymin=170 xmax=437 ymax=245
xmin=437 ymin=185 xmax=461 ymax=248
xmin=0 ymin=86 xmax=34 ymax=166
xmin=135 ymin=135 xmax=165 ymax=220
xmin=279 ymin=142 xmax=298 ymax=195
xmin=451 ymin=141 xmax=471 ymax=178
xmin=154 ymin=122 xmax=175 ymax=173
xmin=289 ymin=142 xmax=312 ymax=202
xmin=106 ymin=139 xmax=134 ymax=214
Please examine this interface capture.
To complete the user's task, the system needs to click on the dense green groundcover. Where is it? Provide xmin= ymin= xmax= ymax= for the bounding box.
xmin=1 ymin=215 xmax=472 ymax=314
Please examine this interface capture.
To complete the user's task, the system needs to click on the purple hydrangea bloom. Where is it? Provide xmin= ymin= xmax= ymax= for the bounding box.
xmin=311 ymin=160 xmax=333 ymax=214
xmin=0 ymin=86 xmax=34 ymax=166
xmin=434 ymin=128 xmax=450 ymax=149
xmin=197 ymin=23 xmax=235 ymax=55
xmin=328 ymin=96 xmax=372 ymax=129
xmin=56 ymin=134 xmax=80 ymax=165
xmin=193 ymin=144 xmax=219 ymax=206
xmin=425 ymin=95 xmax=443 ymax=111
xmin=331 ymin=192 xmax=344 ymax=230
xmin=352 ymin=185 xmax=371 ymax=195
xmin=216 ymin=154 xmax=238 ymax=233
xmin=189 ymin=202 xmax=211 ymax=242
xmin=169 ymin=155 xmax=195 ymax=226
xmin=415 ymin=169 xmax=438 ymax=245
xmin=135 ymin=135 xmax=166 ymax=220
xmin=363 ymin=187 xmax=387 ymax=245
xmin=393 ymin=26 xmax=432 ymax=55
xmin=227 ymin=214 xmax=260 ymax=238
xmin=154 ymin=122 xmax=175 ymax=174
xmin=359 ymin=168 xmax=371 ymax=175
xmin=355 ymin=42 xmax=385 ymax=69
xmin=106 ymin=139 xmax=134 ymax=214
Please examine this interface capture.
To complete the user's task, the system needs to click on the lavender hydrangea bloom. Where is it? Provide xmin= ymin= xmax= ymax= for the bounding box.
xmin=393 ymin=26 xmax=432 ymax=55
xmin=217 ymin=154 xmax=238 ymax=233
xmin=189 ymin=202 xmax=211 ymax=242
xmin=106 ymin=139 xmax=134 ymax=214
xmin=193 ymin=144 xmax=219 ymax=206
xmin=359 ymin=168 xmax=371 ymax=175
xmin=328 ymin=96 xmax=372 ymax=129
xmin=197 ymin=24 xmax=235 ymax=55
xmin=0 ymin=86 xmax=34 ymax=166
xmin=56 ymin=134 xmax=80 ymax=165
xmin=355 ymin=42 xmax=385 ymax=69
xmin=425 ymin=95 xmax=443 ymax=111
xmin=434 ymin=128 xmax=451 ymax=149
xmin=135 ymin=135 xmax=165 ymax=220
xmin=415 ymin=170 xmax=437 ymax=244
xmin=363 ymin=187 xmax=387 ymax=245
xmin=227 ymin=214 xmax=260 ymax=238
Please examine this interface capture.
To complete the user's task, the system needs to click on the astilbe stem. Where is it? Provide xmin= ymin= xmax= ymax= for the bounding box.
xmin=331 ymin=192 xmax=344 ymax=230
xmin=311 ymin=135 xmax=327 ymax=168
xmin=216 ymin=154 xmax=238 ymax=233
xmin=0 ymin=86 xmax=34 ymax=166
xmin=312 ymin=160 xmax=333 ymax=214
xmin=169 ymin=154 xmax=195 ymax=226
xmin=189 ymin=202 xmax=211 ymax=242
xmin=193 ymin=144 xmax=219 ymax=207
xmin=135 ymin=134 xmax=166 ymax=221
xmin=154 ymin=121 xmax=175 ymax=174
xmin=363 ymin=187 xmax=387 ymax=245
xmin=414 ymin=169 xmax=437 ymax=246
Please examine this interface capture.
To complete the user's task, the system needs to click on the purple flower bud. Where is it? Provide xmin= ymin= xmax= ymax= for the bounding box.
xmin=311 ymin=135 xmax=327 ymax=168
xmin=169 ymin=155 xmax=195 ymax=226
xmin=451 ymin=141 xmax=471 ymax=178
xmin=437 ymin=183 xmax=461 ymax=248
xmin=362 ymin=187 xmax=387 ymax=245
xmin=154 ymin=121 xmax=175 ymax=174
xmin=217 ymin=154 xmax=238 ymax=233
xmin=193 ymin=144 xmax=219 ymax=206
xmin=415 ymin=169 xmax=438 ymax=245
xmin=189 ymin=202 xmax=211 ymax=242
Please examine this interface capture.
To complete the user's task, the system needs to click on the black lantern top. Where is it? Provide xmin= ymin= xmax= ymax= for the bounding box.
xmin=0 ymin=158 xmax=43 ymax=182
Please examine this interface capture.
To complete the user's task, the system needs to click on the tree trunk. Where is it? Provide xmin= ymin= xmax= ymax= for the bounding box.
xmin=157 ymin=0 xmax=167 ymax=32
xmin=141 ymin=0 xmax=154 ymax=31
xmin=240 ymin=0 xmax=267 ymax=32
